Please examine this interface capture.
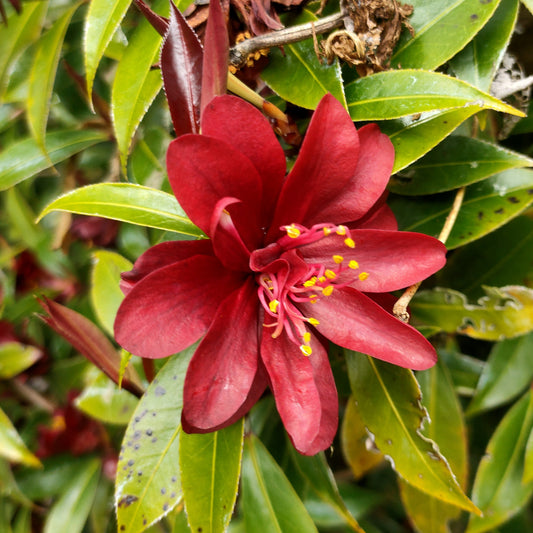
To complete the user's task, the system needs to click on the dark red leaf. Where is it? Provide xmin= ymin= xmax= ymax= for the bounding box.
xmin=133 ymin=0 xmax=169 ymax=36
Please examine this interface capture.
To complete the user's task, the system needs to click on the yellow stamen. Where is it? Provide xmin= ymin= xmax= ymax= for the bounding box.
xmin=333 ymin=255 xmax=344 ymax=264
xmin=348 ymin=260 xmax=359 ymax=269
xmin=303 ymin=331 xmax=311 ymax=343
xmin=285 ymin=224 xmax=300 ymax=238
xmin=323 ymin=227 xmax=332 ymax=236
xmin=324 ymin=269 xmax=336 ymax=280
xmin=310 ymin=295 xmax=318 ymax=303
xmin=318 ymin=276 xmax=326 ymax=283
xmin=336 ymin=225 xmax=347 ymax=236
xmin=300 ymin=345 xmax=312 ymax=356
xmin=344 ymin=237 xmax=355 ymax=248
xmin=269 ymin=299 xmax=280 ymax=313
xmin=359 ymin=272 xmax=369 ymax=281
xmin=308 ymin=317 xmax=320 ymax=326
xmin=322 ymin=285 xmax=334 ymax=296
xmin=303 ymin=277 xmax=317 ymax=287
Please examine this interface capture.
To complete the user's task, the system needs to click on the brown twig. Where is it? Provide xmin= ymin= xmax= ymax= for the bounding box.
xmin=393 ymin=186 xmax=466 ymax=322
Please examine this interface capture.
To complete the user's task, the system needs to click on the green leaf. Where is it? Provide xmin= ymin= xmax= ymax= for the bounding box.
xmin=524 ymin=426 xmax=533 ymax=484
xmin=438 ymin=349 xmax=485 ymax=397
xmin=345 ymin=351 xmax=479 ymax=514
xmin=450 ymin=0 xmax=519 ymax=92
xmin=399 ymin=361 xmax=468 ymax=533
xmin=179 ymin=420 xmax=244 ymax=533
xmin=289 ymin=448 xmax=363 ymax=532
xmin=241 ymin=434 xmax=318 ymax=533
xmin=0 ymin=407 xmax=41 ymax=468
xmin=115 ymin=347 xmax=194 ymax=533
xmin=37 ymin=183 xmax=204 ymax=237
xmin=437 ymin=216 xmax=533 ymax=298
xmin=391 ymin=0 xmax=499 ymax=70
xmin=0 ymin=0 xmax=47 ymax=99
xmin=467 ymin=391 xmax=533 ymax=532
xmin=90 ymin=250 xmax=132 ymax=336
xmin=0 ymin=129 xmax=108 ymax=191
xmin=467 ymin=332 xmax=533 ymax=415
xmin=411 ymin=286 xmax=533 ymax=340
xmin=27 ymin=2 xmax=82 ymax=154
xmin=345 ymin=70 xmax=523 ymax=122
xmin=84 ymin=0 xmax=133 ymax=103
xmin=523 ymin=0 xmax=533 ymax=15
xmin=382 ymin=107 xmax=480 ymax=172
xmin=44 ymin=458 xmax=101 ymax=533
xmin=76 ymin=370 xmax=138 ymax=425
xmin=389 ymin=135 xmax=533 ymax=195
xmin=0 ymin=342 xmax=41 ymax=379
xmin=389 ymin=168 xmax=533 ymax=249
xmin=261 ymin=10 xmax=346 ymax=110
xmin=112 ymin=0 xmax=169 ymax=172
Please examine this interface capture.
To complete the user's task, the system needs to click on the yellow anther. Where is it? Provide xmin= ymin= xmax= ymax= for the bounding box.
xmin=285 ymin=224 xmax=300 ymax=238
xmin=333 ymin=255 xmax=344 ymax=264
xmin=358 ymin=272 xmax=369 ymax=281
xmin=322 ymin=285 xmax=334 ymax=296
xmin=348 ymin=260 xmax=359 ymax=269
xmin=324 ymin=269 xmax=336 ymax=280
xmin=318 ymin=276 xmax=326 ymax=283
xmin=269 ymin=299 xmax=280 ymax=313
xmin=303 ymin=277 xmax=317 ymax=288
xmin=323 ymin=227 xmax=332 ymax=236
xmin=308 ymin=317 xmax=320 ymax=326
xmin=344 ymin=237 xmax=355 ymax=248
xmin=300 ymin=345 xmax=312 ymax=356
xmin=310 ymin=295 xmax=318 ymax=303
xmin=336 ymin=225 xmax=347 ymax=236
xmin=303 ymin=331 xmax=311 ymax=343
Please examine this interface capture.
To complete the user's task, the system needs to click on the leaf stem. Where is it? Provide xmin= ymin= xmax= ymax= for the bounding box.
xmin=393 ymin=186 xmax=466 ymax=322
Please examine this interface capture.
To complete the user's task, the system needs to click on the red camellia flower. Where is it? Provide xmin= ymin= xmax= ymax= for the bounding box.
xmin=114 ymin=94 xmax=446 ymax=455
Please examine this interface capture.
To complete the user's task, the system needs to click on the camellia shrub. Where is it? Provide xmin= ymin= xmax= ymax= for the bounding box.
xmin=1 ymin=0 xmax=533 ymax=532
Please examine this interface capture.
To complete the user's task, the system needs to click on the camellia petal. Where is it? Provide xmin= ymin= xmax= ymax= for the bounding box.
xmin=352 ymin=203 xmax=398 ymax=230
xmin=114 ymin=255 xmax=244 ymax=358
xmin=299 ymin=287 xmax=437 ymax=370
xmin=201 ymin=95 xmax=286 ymax=222
xmin=182 ymin=278 xmax=260 ymax=430
xmin=268 ymin=94 xmax=360 ymax=240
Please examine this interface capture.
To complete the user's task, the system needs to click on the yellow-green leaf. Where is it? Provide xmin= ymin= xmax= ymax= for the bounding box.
xmin=0 ymin=407 xmax=41 ymax=468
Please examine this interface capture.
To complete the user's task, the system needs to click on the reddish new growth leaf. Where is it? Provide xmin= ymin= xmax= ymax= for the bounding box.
xmin=114 ymin=94 xmax=446 ymax=455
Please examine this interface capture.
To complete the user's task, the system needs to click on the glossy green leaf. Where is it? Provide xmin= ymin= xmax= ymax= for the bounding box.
xmin=467 ymin=332 xmax=533 ymax=415
xmin=44 ymin=458 xmax=101 ymax=533
xmin=391 ymin=0 xmax=499 ymax=70
xmin=261 ymin=10 xmax=346 ymax=110
xmin=389 ymin=135 xmax=533 ymax=195
xmin=27 ymin=2 xmax=82 ymax=154
xmin=84 ymin=0 xmax=132 ymax=103
xmin=112 ymin=0 xmax=168 ymax=172
xmin=289 ymin=447 xmax=363 ymax=532
xmin=179 ymin=420 xmax=244 ymax=533
xmin=38 ymin=183 xmax=204 ymax=237
xmin=90 ymin=250 xmax=132 ymax=336
xmin=382 ymin=107 xmax=480 ymax=172
xmin=0 ymin=407 xmax=41 ymax=468
xmin=467 ymin=391 xmax=533 ymax=532
xmin=115 ymin=347 xmax=194 ymax=533
xmin=399 ymin=361 xmax=468 ymax=533
xmin=76 ymin=371 xmax=138 ymax=425
xmin=0 ymin=129 xmax=108 ymax=191
xmin=0 ymin=341 xmax=41 ymax=379
xmin=437 ymin=216 xmax=533 ymax=298
xmin=438 ymin=348 xmax=485 ymax=397
xmin=411 ymin=286 xmax=533 ymax=340
xmin=341 ymin=398 xmax=384 ymax=480
xmin=241 ymin=434 xmax=318 ymax=533
xmin=0 ymin=0 xmax=47 ymax=98
xmin=524 ymin=426 xmax=533 ymax=484
xmin=389 ymin=168 xmax=533 ymax=249
xmin=345 ymin=70 xmax=522 ymax=122
xmin=450 ymin=0 xmax=519 ymax=92
xmin=345 ymin=351 xmax=479 ymax=514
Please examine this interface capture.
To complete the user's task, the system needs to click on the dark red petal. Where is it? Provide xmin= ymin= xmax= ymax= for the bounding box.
xmin=202 ymin=95 xmax=286 ymax=223
xmin=352 ymin=203 xmax=398 ymax=230
xmin=300 ymin=229 xmax=446 ymax=292
xmin=298 ymin=338 xmax=338 ymax=455
xmin=299 ymin=287 xmax=438 ymax=370
xmin=120 ymin=239 xmax=213 ymax=294
xmin=160 ymin=1 xmax=202 ymax=136
xmin=268 ymin=94 xmax=359 ymax=240
xmin=260 ymin=324 xmax=322 ymax=451
xmin=210 ymin=197 xmax=251 ymax=271
xmin=167 ymin=134 xmax=263 ymax=238
xmin=182 ymin=278 xmax=260 ymax=429
xmin=114 ymin=255 xmax=243 ymax=358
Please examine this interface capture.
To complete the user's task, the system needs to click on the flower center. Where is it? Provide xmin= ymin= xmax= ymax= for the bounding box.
xmin=256 ymin=223 xmax=369 ymax=356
